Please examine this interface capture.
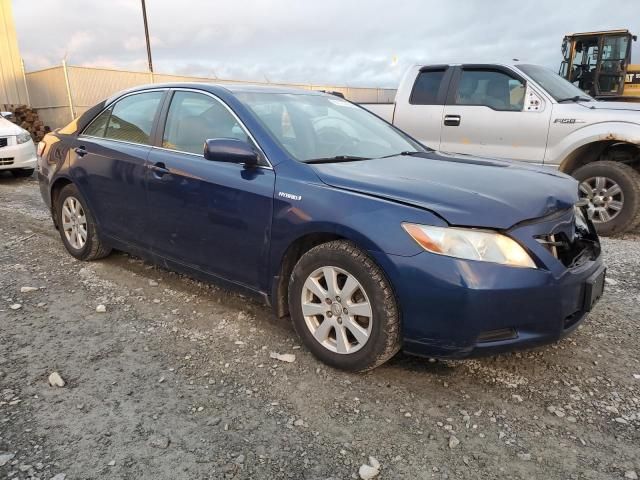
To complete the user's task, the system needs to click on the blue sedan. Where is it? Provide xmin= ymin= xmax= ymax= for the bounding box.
xmin=36 ymin=83 xmax=605 ymax=371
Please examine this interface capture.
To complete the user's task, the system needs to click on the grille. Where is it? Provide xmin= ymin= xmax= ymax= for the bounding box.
xmin=477 ymin=328 xmax=518 ymax=343
xmin=535 ymin=206 xmax=600 ymax=268
xmin=0 ymin=137 xmax=7 ymax=148
xmin=0 ymin=158 xmax=14 ymax=165
xmin=564 ymin=310 xmax=582 ymax=330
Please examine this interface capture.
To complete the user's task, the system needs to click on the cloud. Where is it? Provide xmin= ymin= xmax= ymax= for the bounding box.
xmin=66 ymin=31 xmax=95 ymax=57
xmin=12 ymin=0 xmax=640 ymax=87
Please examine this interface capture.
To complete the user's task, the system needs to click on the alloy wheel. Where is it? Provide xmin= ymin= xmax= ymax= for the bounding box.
xmin=300 ymin=266 xmax=372 ymax=354
xmin=579 ymin=176 xmax=624 ymax=224
xmin=61 ymin=196 xmax=88 ymax=250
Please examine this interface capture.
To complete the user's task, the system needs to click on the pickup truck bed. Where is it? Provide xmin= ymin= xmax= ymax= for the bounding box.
xmin=359 ymin=103 xmax=395 ymax=122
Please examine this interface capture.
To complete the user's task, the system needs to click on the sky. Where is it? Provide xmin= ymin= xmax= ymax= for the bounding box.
xmin=12 ymin=0 xmax=640 ymax=88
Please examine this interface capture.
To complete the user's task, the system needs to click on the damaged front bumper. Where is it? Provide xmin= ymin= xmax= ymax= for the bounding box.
xmin=370 ymin=208 xmax=604 ymax=358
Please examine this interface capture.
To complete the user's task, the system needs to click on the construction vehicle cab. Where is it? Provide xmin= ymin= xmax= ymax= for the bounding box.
xmin=560 ymin=29 xmax=639 ymax=101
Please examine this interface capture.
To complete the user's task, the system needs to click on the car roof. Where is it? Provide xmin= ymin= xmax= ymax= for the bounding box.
xmin=412 ymin=61 xmax=531 ymax=69
xmin=106 ymin=82 xmax=323 ymax=103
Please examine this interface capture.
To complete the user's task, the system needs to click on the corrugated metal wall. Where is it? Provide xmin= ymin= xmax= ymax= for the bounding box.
xmin=0 ymin=0 xmax=28 ymax=105
xmin=26 ymin=65 xmax=396 ymax=128
xmin=24 ymin=67 xmax=70 ymax=127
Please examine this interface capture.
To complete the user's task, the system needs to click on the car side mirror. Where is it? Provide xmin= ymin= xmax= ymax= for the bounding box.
xmin=1 ymin=111 xmax=13 ymax=119
xmin=203 ymin=138 xmax=259 ymax=167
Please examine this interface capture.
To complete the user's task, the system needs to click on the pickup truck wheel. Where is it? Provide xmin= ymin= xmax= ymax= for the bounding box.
xmin=573 ymin=161 xmax=640 ymax=235
xmin=288 ymin=240 xmax=401 ymax=372
xmin=56 ymin=184 xmax=112 ymax=261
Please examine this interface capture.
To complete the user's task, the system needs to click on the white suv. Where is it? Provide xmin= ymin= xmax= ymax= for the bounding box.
xmin=0 ymin=112 xmax=37 ymax=177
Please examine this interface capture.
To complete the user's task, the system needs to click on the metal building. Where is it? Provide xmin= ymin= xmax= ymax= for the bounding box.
xmin=0 ymin=0 xmax=28 ymax=105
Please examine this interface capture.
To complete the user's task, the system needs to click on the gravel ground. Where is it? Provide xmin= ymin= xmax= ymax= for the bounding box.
xmin=0 ymin=172 xmax=639 ymax=480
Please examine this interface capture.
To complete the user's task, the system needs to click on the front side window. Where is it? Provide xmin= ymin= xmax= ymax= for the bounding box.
xmin=162 ymin=91 xmax=249 ymax=155
xmin=598 ymin=35 xmax=629 ymax=94
xmin=454 ymin=69 xmax=525 ymax=111
xmin=410 ymin=70 xmax=446 ymax=105
xmin=569 ymin=36 xmax=600 ymax=94
xmin=236 ymin=92 xmax=424 ymax=162
xmin=103 ymin=91 xmax=164 ymax=145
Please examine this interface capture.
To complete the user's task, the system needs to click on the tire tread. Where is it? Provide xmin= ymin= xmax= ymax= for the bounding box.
xmin=288 ymin=240 xmax=401 ymax=372
xmin=573 ymin=160 xmax=640 ymax=235
xmin=57 ymin=184 xmax=111 ymax=261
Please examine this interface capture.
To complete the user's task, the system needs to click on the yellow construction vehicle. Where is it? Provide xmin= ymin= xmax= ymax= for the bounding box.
xmin=559 ymin=29 xmax=640 ymax=101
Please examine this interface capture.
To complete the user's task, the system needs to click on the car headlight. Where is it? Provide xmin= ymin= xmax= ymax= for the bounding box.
xmin=16 ymin=132 xmax=32 ymax=144
xmin=402 ymin=223 xmax=537 ymax=268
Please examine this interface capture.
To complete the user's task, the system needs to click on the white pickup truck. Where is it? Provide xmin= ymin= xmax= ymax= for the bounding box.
xmin=363 ymin=63 xmax=640 ymax=235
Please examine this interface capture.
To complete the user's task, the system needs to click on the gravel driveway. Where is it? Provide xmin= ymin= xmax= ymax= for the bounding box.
xmin=1 ymin=172 xmax=639 ymax=480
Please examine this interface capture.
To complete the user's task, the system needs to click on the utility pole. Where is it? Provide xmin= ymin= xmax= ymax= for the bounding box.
xmin=141 ymin=0 xmax=153 ymax=72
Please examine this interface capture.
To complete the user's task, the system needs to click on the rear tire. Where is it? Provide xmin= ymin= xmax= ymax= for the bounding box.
xmin=288 ymin=240 xmax=401 ymax=372
xmin=11 ymin=168 xmax=34 ymax=178
xmin=56 ymin=184 xmax=111 ymax=261
xmin=572 ymin=161 xmax=640 ymax=235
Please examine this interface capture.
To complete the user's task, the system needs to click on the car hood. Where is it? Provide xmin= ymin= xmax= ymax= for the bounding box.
xmin=0 ymin=116 xmax=23 ymax=135
xmin=310 ymin=152 xmax=578 ymax=229
xmin=585 ymin=101 xmax=640 ymax=112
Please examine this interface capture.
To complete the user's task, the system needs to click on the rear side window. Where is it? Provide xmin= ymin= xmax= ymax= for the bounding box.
xmin=162 ymin=91 xmax=249 ymax=155
xmin=102 ymin=91 xmax=164 ymax=145
xmin=410 ymin=70 xmax=446 ymax=105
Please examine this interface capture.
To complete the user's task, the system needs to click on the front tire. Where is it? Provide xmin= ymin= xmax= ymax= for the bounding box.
xmin=56 ymin=184 xmax=111 ymax=261
xmin=288 ymin=240 xmax=401 ymax=372
xmin=573 ymin=161 xmax=640 ymax=235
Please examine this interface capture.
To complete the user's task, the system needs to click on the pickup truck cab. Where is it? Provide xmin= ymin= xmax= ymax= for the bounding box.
xmin=363 ymin=63 xmax=640 ymax=235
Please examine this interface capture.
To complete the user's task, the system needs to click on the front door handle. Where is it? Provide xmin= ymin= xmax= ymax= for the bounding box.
xmin=149 ymin=162 xmax=170 ymax=177
xmin=444 ymin=115 xmax=461 ymax=126
xmin=74 ymin=146 xmax=87 ymax=157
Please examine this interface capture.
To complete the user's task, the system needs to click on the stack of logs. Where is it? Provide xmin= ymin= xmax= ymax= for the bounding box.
xmin=1 ymin=104 xmax=49 ymax=142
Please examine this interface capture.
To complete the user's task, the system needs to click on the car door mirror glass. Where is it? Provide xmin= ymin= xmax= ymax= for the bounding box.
xmin=204 ymin=138 xmax=259 ymax=167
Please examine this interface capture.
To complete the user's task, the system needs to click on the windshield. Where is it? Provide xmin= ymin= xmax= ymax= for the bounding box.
xmin=517 ymin=64 xmax=595 ymax=102
xmin=235 ymin=92 xmax=425 ymax=162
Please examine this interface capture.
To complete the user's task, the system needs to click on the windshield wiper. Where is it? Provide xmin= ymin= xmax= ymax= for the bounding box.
xmin=376 ymin=150 xmax=426 ymax=159
xmin=556 ymin=95 xmax=592 ymax=103
xmin=305 ymin=150 xmax=426 ymax=164
xmin=304 ymin=155 xmax=370 ymax=164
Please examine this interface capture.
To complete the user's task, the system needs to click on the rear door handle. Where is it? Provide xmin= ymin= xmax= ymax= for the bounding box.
xmin=149 ymin=162 xmax=170 ymax=177
xmin=444 ymin=115 xmax=461 ymax=126
xmin=74 ymin=146 xmax=87 ymax=157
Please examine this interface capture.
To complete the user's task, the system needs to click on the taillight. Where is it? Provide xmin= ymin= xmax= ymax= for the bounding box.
xmin=36 ymin=141 xmax=46 ymax=157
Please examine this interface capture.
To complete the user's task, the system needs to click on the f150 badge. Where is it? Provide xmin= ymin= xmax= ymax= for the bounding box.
xmin=553 ymin=118 xmax=586 ymax=124
xmin=278 ymin=191 xmax=302 ymax=201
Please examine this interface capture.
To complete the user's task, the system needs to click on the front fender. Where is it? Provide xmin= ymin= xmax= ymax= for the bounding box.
xmin=546 ymin=121 xmax=640 ymax=168
xmin=267 ymin=177 xmax=448 ymax=314
xmin=268 ymin=175 xmax=448 ymax=280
